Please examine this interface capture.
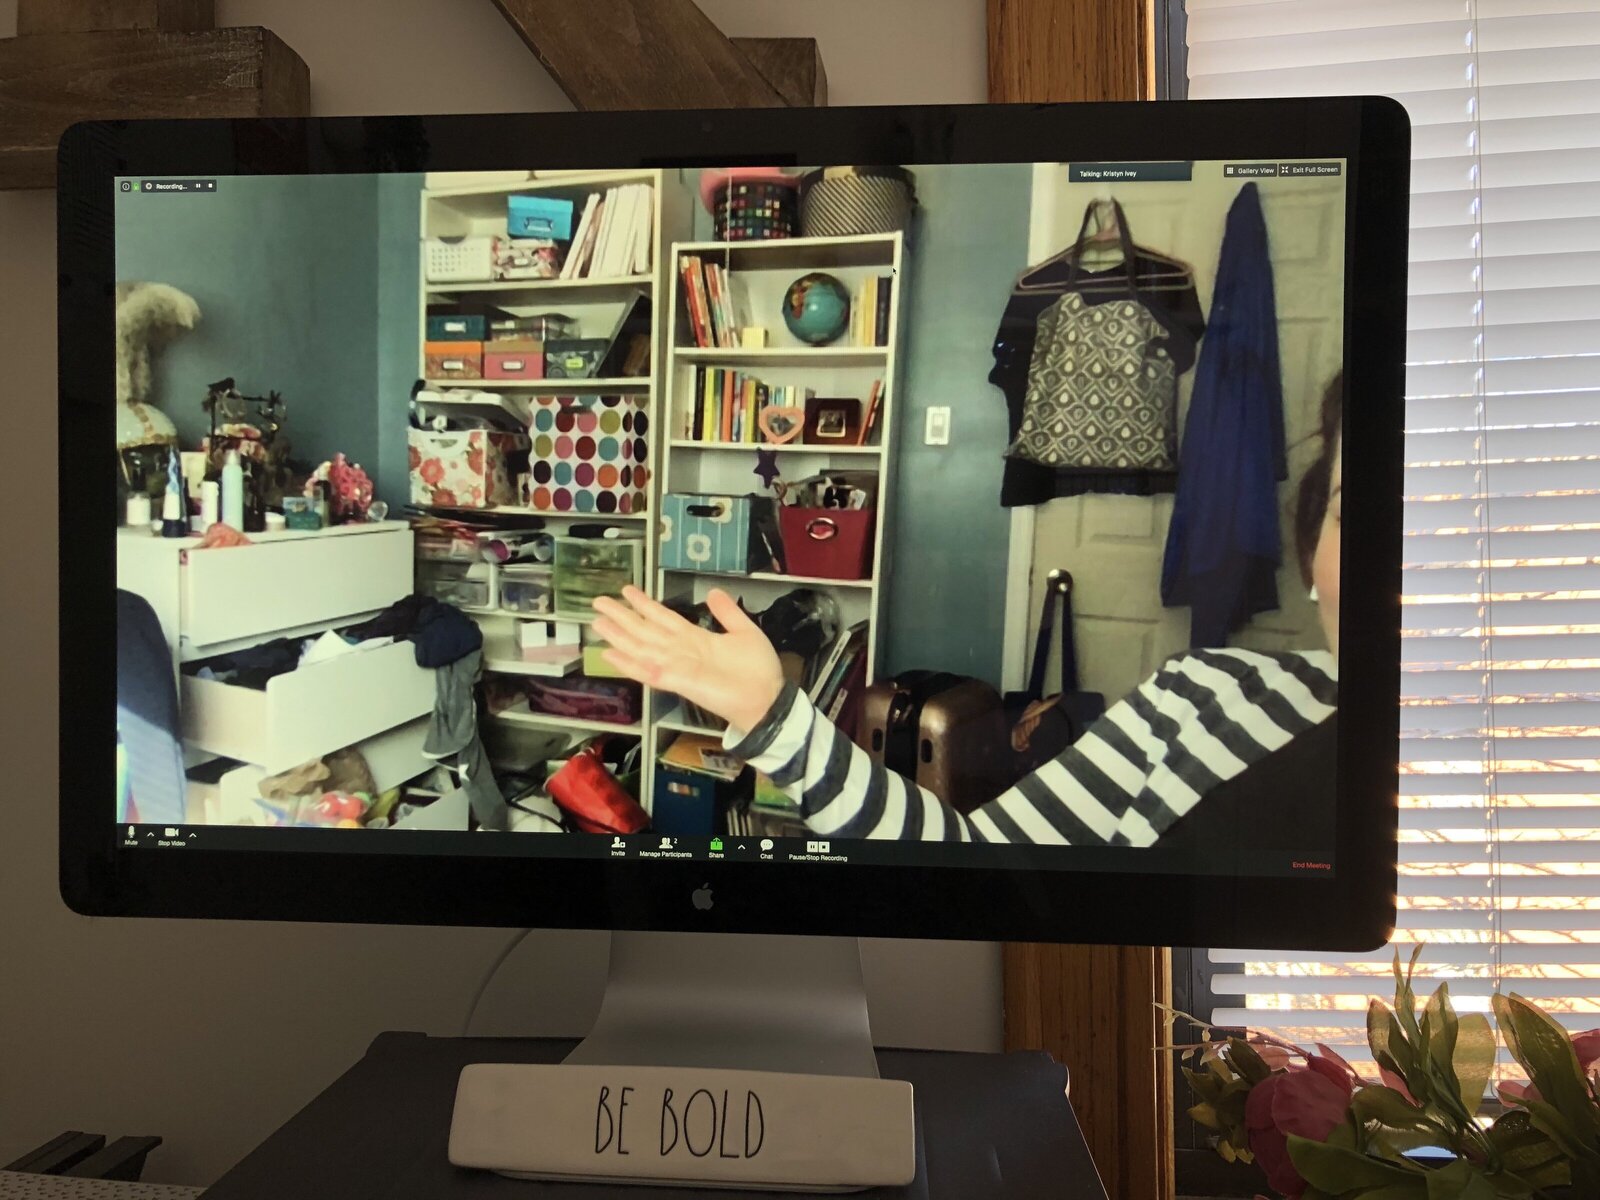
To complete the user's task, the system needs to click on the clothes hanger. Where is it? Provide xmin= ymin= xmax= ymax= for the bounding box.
xmin=1017 ymin=195 xmax=1196 ymax=293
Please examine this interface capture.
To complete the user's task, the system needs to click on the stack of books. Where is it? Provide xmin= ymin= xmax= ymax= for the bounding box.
xmin=684 ymin=367 xmax=813 ymax=444
xmin=809 ymin=621 xmax=869 ymax=731
xmin=561 ymin=184 xmax=654 ymax=280
xmin=679 ymin=255 xmax=746 ymax=349
xmin=851 ymin=275 xmax=894 ymax=347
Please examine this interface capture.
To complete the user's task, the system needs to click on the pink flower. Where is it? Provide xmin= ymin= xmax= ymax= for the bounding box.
xmin=1500 ymin=1027 xmax=1600 ymax=1104
xmin=419 ymin=458 xmax=445 ymax=487
xmin=1244 ymin=1056 xmax=1355 ymax=1199
xmin=409 ymin=445 xmax=422 ymax=471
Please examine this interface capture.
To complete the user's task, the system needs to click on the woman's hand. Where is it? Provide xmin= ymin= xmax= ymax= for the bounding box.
xmin=592 ymin=586 xmax=785 ymax=734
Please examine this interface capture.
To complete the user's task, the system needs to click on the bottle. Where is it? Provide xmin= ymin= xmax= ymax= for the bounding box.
xmin=199 ymin=480 xmax=220 ymax=530
xmin=242 ymin=460 xmax=266 ymax=533
xmin=221 ymin=450 xmax=244 ymax=529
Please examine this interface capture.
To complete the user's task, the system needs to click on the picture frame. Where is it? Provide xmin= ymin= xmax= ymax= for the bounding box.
xmin=804 ymin=396 xmax=861 ymax=444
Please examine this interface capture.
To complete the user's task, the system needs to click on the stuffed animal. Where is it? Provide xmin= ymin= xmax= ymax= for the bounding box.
xmin=115 ymin=281 xmax=200 ymax=404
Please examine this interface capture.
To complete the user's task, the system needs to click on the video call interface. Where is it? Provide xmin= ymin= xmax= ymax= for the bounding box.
xmin=112 ymin=158 xmax=1348 ymax=877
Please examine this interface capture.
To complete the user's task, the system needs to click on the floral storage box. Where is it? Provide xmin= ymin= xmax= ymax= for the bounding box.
xmin=409 ymin=429 xmax=529 ymax=510
xmin=525 ymin=394 xmax=649 ymax=516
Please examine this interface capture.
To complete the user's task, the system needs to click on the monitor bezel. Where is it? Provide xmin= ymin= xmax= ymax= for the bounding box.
xmin=59 ymin=99 xmax=1408 ymax=951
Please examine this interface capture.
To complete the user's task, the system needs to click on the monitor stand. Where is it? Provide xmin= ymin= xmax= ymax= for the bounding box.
xmin=448 ymin=931 xmax=917 ymax=1192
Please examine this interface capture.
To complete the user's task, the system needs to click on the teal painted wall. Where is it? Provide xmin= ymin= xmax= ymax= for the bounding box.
xmin=375 ymin=174 xmax=425 ymax=514
xmin=114 ymin=176 xmax=383 ymax=489
xmin=882 ymin=165 xmax=1026 ymax=684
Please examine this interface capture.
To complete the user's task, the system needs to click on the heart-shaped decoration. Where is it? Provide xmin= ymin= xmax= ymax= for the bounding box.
xmin=759 ymin=406 xmax=805 ymax=445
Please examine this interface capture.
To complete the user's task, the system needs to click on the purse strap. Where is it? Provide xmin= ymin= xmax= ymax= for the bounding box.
xmin=1063 ymin=198 xmax=1139 ymax=296
xmin=1026 ymin=569 xmax=1081 ymax=698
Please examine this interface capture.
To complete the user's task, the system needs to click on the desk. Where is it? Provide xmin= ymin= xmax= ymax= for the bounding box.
xmin=203 ymin=1033 xmax=1107 ymax=1199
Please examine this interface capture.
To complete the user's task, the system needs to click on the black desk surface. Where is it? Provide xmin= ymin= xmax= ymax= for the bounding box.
xmin=202 ymin=1033 xmax=1107 ymax=1199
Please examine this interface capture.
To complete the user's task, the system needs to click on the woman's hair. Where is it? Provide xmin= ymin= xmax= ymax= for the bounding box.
xmin=1295 ymin=371 xmax=1344 ymax=588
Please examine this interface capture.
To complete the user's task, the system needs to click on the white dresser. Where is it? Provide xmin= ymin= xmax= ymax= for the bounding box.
xmin=117 ymin=522 xmax=436 ymax=820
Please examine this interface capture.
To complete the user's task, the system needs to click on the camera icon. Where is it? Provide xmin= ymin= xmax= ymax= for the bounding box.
xmin=120 ymin=181 xmax=132 ymax=192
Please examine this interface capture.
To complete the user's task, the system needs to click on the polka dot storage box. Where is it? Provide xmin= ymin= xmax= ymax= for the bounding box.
xmin=526 ymin=394 xmax=650 ymax=516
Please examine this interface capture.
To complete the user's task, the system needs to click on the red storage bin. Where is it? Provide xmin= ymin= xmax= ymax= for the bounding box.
xmin=779 ymin=506 xmax=876 ymax=580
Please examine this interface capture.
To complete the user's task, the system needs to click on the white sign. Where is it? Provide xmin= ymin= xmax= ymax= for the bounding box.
xmin=449 ymin=1062 xmax=916 ymax=1189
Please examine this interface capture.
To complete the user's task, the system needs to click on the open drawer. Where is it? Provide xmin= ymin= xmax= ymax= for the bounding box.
xmin=182 ymin=641 xmax=434 ymax=774
xmin=181 ymin=525 xmax=412 ymax=651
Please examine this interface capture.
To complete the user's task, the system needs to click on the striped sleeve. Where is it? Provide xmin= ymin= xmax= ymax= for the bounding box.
xmin=720 ymin=649 xmax=1339 ymax=847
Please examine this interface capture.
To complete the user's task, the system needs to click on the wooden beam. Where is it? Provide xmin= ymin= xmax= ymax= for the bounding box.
xmin=990 ymin=4 xmax=1170 ymax=1193
xmin=0 ymin=26 xmax=309 ymax=190
xmin=489 ymin=0 xmax=786 ymax=111
xmin=731 ymin=37 xmax=827 ymax=107
xmin=16 ymin=0 xmax=214 ymax=36
xmin=1005 ymin=943 xmax=1172 ymax=1200
xmin=987 ymin=0 xmax=1153 ymax=103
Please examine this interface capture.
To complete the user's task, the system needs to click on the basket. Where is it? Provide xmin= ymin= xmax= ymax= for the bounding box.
xmin=798 ymin=167 xmax=917 ymax=238
xmin=711 ymin=180 xmax=798 ymax=242
xmin=778 ymin=506 xmax=876 ymax=581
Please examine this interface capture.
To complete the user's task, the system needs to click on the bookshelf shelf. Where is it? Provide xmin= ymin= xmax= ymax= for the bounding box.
xmin=491 ymin=703 xmax=643 ymax=737
xmin=667 ymin=440 xmax=883 ymax=455
xmin=673 ymin=347 xmax=887 ymax=367
xmin=427 ymin=378 xmax=651 ymax=392
xmin=674 ymin=234 xmax=899 ymax=272
xmin=425 ymin=276 xmax=654 ymax=297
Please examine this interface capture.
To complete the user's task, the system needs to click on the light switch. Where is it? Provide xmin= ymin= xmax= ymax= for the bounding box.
xmin=924 ymin=406 xmax=951 ymax=446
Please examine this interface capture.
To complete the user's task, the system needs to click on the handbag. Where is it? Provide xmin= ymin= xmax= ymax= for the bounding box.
xmin=1003 ymin=569 xmax=1107 ymax=776
xmin=1005 ymin=200 xmax=1180 ymax=472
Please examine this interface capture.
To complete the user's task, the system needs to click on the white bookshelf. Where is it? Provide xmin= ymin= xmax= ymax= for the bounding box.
xmin=653 ymin=232 xmax=906 ymax=753
xmin=417 ymin=170 xmax=692 ymax=763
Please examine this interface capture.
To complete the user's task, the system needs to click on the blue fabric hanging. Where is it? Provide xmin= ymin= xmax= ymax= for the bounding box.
xmin=1160 ymin=182 xmax=1287 ymax=648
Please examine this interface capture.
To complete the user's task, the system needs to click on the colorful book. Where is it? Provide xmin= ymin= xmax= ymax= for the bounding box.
xmin=857 ymin=379 xmax=884 ymax=446
xmin=721 ymin=368 xmax=735 ymax=443
xmin=701 ymin=366 xmax=716 ymax=440
xmin=691 ymin=364 xmax=706 ymax=441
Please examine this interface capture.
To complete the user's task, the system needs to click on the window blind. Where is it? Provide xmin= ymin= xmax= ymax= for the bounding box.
xmin=1187 ymin=0 xmax=1600 ymax=1067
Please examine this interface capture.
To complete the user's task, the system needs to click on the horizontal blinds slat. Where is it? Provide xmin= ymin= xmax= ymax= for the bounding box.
xmin=1408 ymin=356 xmax=1600 ymax=396
xmin=1410 ymin=217 xmax=1600 ymax=262
xmin=1406 ymin=389 xmax=1600 ymax=431
xmin=1184 ymin=1 xmax=1469 ymax=42
xmin=1406 ymin=423 xmax=1600 ymax=463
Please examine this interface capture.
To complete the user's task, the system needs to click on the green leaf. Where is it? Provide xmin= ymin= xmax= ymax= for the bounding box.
xmin=1423 ymin=1158 xmax=1498 ymax=1200
xmin=1500 ymin=993 xmax=1600 ymax=1144
xmin=1450 ymin=1012 xmax=1495 ymax=1120
xmin=1355 ymin=1184 xmax=1431 ymax=1200
xmin=1287 ymin=1135 xmax=1424 ymax=1192
xmin=1226 ymin=1037 xmax=1276 ymax=1086
xmin=1351 ymin=1085 xmax=1433 ymax=1131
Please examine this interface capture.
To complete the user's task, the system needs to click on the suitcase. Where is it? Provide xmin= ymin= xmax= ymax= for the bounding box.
xmin=855 ymin=671 xmax=1011 ymax=814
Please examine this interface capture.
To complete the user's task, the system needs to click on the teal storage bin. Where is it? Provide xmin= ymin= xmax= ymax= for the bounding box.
xmin=426 ymin=313 xmax=487 ymax=341
xmin=659 ymin=494 xmax=783 ymax=576
xmin=508 ymin=194 xmax=576 ymax=240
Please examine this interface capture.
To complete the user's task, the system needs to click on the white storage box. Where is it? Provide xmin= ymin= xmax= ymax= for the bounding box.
xmin=426 ymin=236 xmax=498 ymax=283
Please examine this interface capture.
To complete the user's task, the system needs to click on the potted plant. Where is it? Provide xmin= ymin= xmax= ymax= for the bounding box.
xmin=1168 ymin=948 xmax=1600 ymax=1198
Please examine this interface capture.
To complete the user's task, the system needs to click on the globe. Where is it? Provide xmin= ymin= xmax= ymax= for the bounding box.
xmin=782 ymin=272 xmax=851 ymax=346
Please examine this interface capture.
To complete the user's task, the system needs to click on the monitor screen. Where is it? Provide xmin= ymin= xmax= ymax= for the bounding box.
xmin=66 ymin=104 xmax=1407 ymax=948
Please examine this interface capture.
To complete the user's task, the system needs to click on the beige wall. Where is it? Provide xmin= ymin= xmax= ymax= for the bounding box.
xmin=0 ymin=0 xmax=997 ymax=1185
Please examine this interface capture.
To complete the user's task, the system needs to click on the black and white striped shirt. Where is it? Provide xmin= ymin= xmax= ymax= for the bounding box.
xmin=722 ymin=648 xmax=1339 ymax=846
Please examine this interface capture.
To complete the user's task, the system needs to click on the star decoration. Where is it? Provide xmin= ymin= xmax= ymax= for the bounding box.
xmin=753 ymin=449 xmax=782 ymax=489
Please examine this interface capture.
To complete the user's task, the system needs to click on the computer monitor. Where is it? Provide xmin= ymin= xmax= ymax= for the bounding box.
xmin=62 ymin=100 xmax=1406 ymax=953
xmin=62 ymin=99 xmax=1409 ymax=1190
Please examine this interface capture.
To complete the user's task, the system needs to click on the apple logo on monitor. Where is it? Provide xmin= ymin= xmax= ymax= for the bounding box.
xmin=692 ymin=884 xmax=714 ymax=911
